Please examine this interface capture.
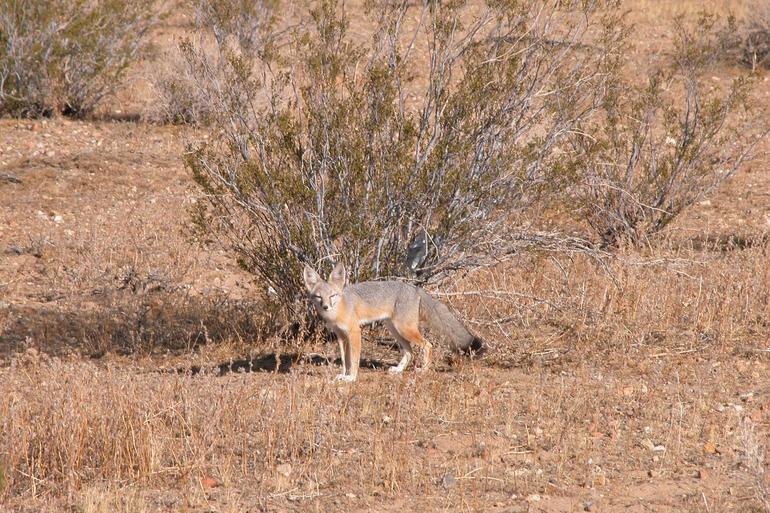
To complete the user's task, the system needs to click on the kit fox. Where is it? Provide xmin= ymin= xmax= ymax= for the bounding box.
xmin=303 ymin=262 xmax=481 ymax=382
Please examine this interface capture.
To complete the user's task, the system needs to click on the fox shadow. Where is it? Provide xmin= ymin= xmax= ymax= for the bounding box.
xmin=184 ymin=352 xmax=389 ymax=376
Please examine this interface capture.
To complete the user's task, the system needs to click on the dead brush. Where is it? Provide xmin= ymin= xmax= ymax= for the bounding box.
xmin=735 ymin=0 xmax=770 ymax=70
xmin=0 ymin=353 xmax=544 ymax=505
xmin=437 ymin=230 xmax=770 ymax=365
xmin=0 ymin=0 xmax=164 ymax=117
xmin=738 ymin=417 xmax=770 ymax=511
xmin=1 ymin=340 xmax=760 ymax=511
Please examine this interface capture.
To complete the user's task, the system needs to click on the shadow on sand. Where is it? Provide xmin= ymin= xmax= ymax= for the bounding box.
xmin=183 ymin=353 xmax=389 ymax=376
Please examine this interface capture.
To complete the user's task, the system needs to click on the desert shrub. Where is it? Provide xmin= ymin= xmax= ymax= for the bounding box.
xmin=185 ymin=0 xmax=627 ymax=318
xmin=571 ymin=13 xmax=766 ymax=247
xmin=741 ymin=0 xmax=770 ymax=69
xmin=149 ymin=0 xmax=278 ymax=125
xmin=0 ymin=0 xmax=161 ymax=118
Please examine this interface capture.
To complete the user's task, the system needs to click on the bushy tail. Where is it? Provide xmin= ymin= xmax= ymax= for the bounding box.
xmin=417 ymin=289 xmax=483 ymax=354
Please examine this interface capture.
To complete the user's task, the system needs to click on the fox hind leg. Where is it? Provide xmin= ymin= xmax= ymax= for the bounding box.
xmin=390 ymin=321 xmax=432 ymax=371
xmin=346 ymin=326 xmax=362 ymax=380
xmin=384 ymin=320 xmax=413 ymax=373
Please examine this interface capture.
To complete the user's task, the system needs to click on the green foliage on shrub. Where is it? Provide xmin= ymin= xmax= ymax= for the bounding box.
xmin=0 ymin=0 xmax=161 ymax=117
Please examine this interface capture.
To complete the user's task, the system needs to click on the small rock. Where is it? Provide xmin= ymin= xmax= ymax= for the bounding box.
xmin=583 ymin=500 xmax=594 ymax=511
xmin=641 ymin=439 xmax=666 ymax=453
xmin=503 ymin=502 xmax=529 ymax=513
xmin=696 ymin=469 xmax=707 ymax=480
xmin=382 ymin=415 xmax=392 ymax=424
xmin=276 ymin=463 xmax=292 ymax=477
xmin=473 ymin=441 xmax=488 ymax=458
xmin=200 ymin=475 xmax=221 ymax=489
xmin=442 ymin=473 xmax=457 ymax=489
xmin=526 ymin=494 xmax=542 ymax=502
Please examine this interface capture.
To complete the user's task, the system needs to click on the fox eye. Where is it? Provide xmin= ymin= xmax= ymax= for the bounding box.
xmin=311 ymin=294 xmax=321 ymax=300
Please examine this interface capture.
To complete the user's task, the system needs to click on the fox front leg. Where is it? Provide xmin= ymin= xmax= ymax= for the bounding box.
xmin=335 ymin=333 xmax=349 ymax=381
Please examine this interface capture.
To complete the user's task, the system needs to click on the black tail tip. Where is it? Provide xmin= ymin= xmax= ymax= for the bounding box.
xmin=462 ymin=337 xmax=484 ymax=357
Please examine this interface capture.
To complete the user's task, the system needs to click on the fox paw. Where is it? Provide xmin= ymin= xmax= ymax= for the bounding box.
xmin=388 ymin=366 xmax=404 ymax=374
xmin=334 ymin=374 xmax=356 ymax=382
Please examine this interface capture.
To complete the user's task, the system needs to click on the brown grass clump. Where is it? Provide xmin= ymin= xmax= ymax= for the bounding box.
xmin=441 ymin=232 xmax=770 ymax=364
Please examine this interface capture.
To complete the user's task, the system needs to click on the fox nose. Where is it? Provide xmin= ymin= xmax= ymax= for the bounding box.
xmin=322 ymin=305 xmax=329 ymax=311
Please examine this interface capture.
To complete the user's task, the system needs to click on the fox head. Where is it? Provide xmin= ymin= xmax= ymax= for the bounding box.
xmin=303 ymin=262 xmax=347 ymax=319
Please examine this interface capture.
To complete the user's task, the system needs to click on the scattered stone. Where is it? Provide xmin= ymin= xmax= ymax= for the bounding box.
xmin=200 ymin=475 xmax=221 ymax=489
xmin=703 ymin=441 xmax=720 ymax=455
xmin=583 ymin=500 xmax=594 ymax=511
xmin=641 ymin=439 xmax=666 ymax=452
xmin=442 ymin=473 xmax=457 ymax=489
xmin=276 ymin=463 xmax=292 ymax=477
xmin=0 ymin=173 xmax=21 ymax=184
xmin=504 ymin=502 xmax=529 ymax=513
xmin=473 ymin=441 xmax=488 ymax=458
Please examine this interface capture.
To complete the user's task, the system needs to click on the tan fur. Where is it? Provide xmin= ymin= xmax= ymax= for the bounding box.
xmin=303 ymin=263 xmax=479 ymax=382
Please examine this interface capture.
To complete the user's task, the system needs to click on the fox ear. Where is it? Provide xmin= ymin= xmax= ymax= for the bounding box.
xmin=328 ymin=262 xmax=347 ymax=289
xmin=303 ymin=264 xmax=321 ymax=291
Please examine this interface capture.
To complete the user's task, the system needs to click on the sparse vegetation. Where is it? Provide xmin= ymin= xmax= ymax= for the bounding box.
xmin=573 ymin=14 xmax=765 ymax=247
xmin=149 ymin=0 xmax=278 ymax=125
xmin=1 ymin=1 xmax=770 ymax=512
xmin=0 ymin=0 xmax=162 ymax=117
xmin=738 ymin=0 xmax=770 ymax=70
xmin=739 ymin=417 xmax=770 ymax=512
